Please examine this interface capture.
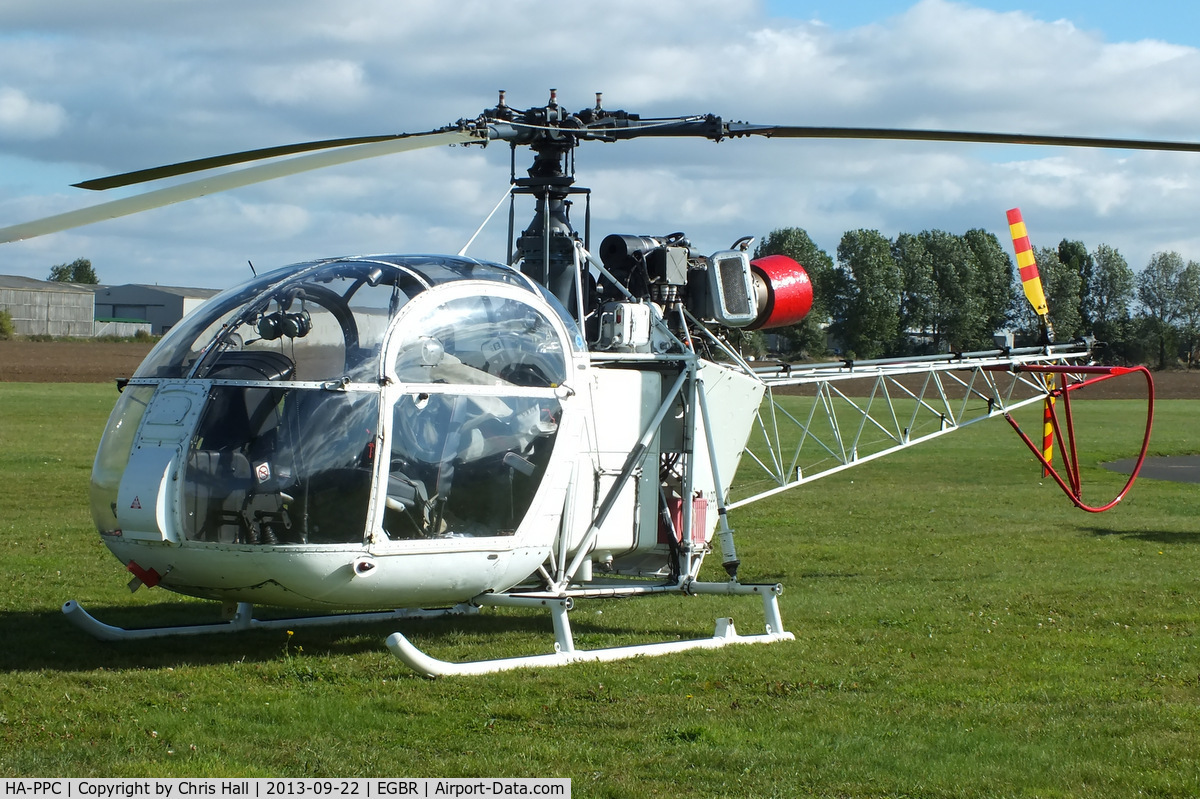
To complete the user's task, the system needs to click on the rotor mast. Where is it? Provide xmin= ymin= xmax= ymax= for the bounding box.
xmin=473 ymin=90 xmax=724 ymax=313
xmin=505 ymin=90 xmax=590 ymax=306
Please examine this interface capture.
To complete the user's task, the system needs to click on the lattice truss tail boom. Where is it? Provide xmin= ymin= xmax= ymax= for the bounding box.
xmin=729 ymin=344 xmax=1093 ymax=509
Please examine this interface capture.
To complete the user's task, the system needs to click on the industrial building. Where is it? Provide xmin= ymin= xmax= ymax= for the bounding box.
xmin=1 ymin=276 xmax=222 ymax=337
xmin=92 ymin=284 xmax=221 ymax=335
xmin=0 ymin=275 xmax=95 ymax=337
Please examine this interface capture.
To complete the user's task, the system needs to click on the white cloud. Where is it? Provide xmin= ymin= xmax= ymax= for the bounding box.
xmin=249 ymin=60 xmax=369 ymax=109
xmin=2 ymin=0 xmax=1200 ymax=286
xmin=0 ymin=88 xmax=65 ymax=139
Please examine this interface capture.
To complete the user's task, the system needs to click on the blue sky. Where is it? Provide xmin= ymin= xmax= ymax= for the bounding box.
xmin=1 ymin=0 xmax=1199 ymax=288
xmin=771 ymin=1 xmax=1200 ymax=45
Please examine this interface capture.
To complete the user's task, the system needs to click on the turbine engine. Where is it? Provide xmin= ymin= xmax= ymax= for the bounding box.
xmin=597 ymin=232 xmax=813 ymax=331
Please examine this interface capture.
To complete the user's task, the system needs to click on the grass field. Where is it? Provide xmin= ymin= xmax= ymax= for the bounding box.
xmin=1 ymin=382 xmax=1197 ymax=796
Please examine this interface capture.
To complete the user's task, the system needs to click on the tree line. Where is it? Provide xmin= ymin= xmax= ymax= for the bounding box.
xmin=47 ymin=257 xmax=100 ymax=284
xmin=753 ymin=227 xmax=1200 ymax=370
xmin=34 ymin=250 xmax=1200 ymax=370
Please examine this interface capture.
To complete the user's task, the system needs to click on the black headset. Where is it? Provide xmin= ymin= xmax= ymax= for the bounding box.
xmin=257 ymin=300 xmax=311 ymax=340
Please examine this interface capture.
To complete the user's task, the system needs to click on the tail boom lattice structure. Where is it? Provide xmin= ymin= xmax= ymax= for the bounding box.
xmin=731 ymin=344 xmax=1096 ymax=509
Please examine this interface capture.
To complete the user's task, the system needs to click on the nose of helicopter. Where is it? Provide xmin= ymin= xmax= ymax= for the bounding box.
xmin=88 ymin=255 xmax=586 ymax=610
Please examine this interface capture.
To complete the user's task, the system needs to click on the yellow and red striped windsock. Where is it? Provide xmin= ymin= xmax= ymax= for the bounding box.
xmin=1006 ymin=208 xmax=1049 ymax=318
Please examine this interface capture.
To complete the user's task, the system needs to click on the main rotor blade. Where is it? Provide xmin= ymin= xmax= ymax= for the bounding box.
xmin=0 ymin=129 xmax=474 ymax=244
xmin=727 ymin=124 xmax=1200 ymax=153
xmin=74 ymin=134 xmax=424 ymax=191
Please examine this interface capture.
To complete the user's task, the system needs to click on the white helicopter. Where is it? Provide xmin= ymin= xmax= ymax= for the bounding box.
xmin=0 ymin=91 xmax=1169 ymax=676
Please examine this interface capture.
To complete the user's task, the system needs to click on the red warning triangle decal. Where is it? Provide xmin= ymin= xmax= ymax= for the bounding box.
xmin=130 ymin=496 xmax=142 ymax=510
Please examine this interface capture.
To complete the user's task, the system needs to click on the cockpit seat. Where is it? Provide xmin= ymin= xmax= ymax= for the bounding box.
xmin=206 ymin=350 xmax=296 ymax=381
xmin=185 ymin=449 xmax=252 ymax=543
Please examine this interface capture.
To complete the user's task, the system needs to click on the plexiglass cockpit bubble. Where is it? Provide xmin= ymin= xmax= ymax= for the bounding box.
xmin=90 ymin=256 xmax=581 ymax=551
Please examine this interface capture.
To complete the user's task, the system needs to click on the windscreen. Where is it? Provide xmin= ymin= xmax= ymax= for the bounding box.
xmin=382 ymin=288 xmax=570 ymax=540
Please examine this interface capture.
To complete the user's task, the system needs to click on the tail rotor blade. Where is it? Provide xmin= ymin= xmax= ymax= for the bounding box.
xmin=1006 ymin=207 xmax=1054 ymax=343
xmin=1042 ymin=375 xmax=1056 ymax=478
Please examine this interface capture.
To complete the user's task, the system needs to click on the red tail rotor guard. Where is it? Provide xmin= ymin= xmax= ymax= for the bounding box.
xmin=1001 ymin=364 xmax=1154 ymax=513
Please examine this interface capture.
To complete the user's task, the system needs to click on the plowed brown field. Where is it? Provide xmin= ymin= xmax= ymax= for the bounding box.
xmin=1 ymin=339 xmax=1197 ymax=398
xmin=0 ymin=340 xmax=155 ymax=383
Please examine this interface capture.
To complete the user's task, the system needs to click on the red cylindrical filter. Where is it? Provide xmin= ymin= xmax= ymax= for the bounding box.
xmin=747 ymin=254 xmax=813 ymax=330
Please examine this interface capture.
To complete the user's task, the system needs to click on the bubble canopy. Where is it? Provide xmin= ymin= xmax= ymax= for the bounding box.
xmin=94 ymin=255 xmax=583 ymax=553
xmin=133 ymin=255 xmax=582 ymax=382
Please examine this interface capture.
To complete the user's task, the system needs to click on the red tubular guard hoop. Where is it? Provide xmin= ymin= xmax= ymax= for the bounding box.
xmin=1003 ymin=365 xmax=1154 ymax=513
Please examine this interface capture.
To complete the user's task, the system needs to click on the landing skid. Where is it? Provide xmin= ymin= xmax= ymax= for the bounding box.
xmin=387 ymin=581 xmax=795 ymax=677
xmin=61 ymin=599 xmax=477 ymax=642
xmin=61 ymin=580 xmax=795 ymax=676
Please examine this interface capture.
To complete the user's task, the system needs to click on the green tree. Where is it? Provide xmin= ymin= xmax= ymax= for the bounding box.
xmin=754 ymin=228 xmax=834 ymax=358
xmin=918 ymin=230 xmax=978 ymax=351
xmin=1088 ymin=244 xmax=1136 ymax=362
xmin=892 ymin=232 xmax=936 ymax=353
xmin=1044 ymin=247 xmax=1083 ymax=341
xmin=964 ymin=229 xmax=1015 ymax=343
xmin=1137 ymin=251 xmax=1186 ymax=369
xmin=48 ymin=258 xmax=99 ymax=284
xmin=1057 ymin=239 xmax=1094 ymax=330
xmin=834 ymin=229 xmax=901 ymax=359
xmin=1088 ymin=245 xmax=1135 ymax=326
xmin=1177 ymin=260 xmax=1200 ymax=368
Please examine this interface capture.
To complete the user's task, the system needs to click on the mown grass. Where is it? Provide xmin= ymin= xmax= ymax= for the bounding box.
xmin=1 ymin=382 xmax=1197 ymax=796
